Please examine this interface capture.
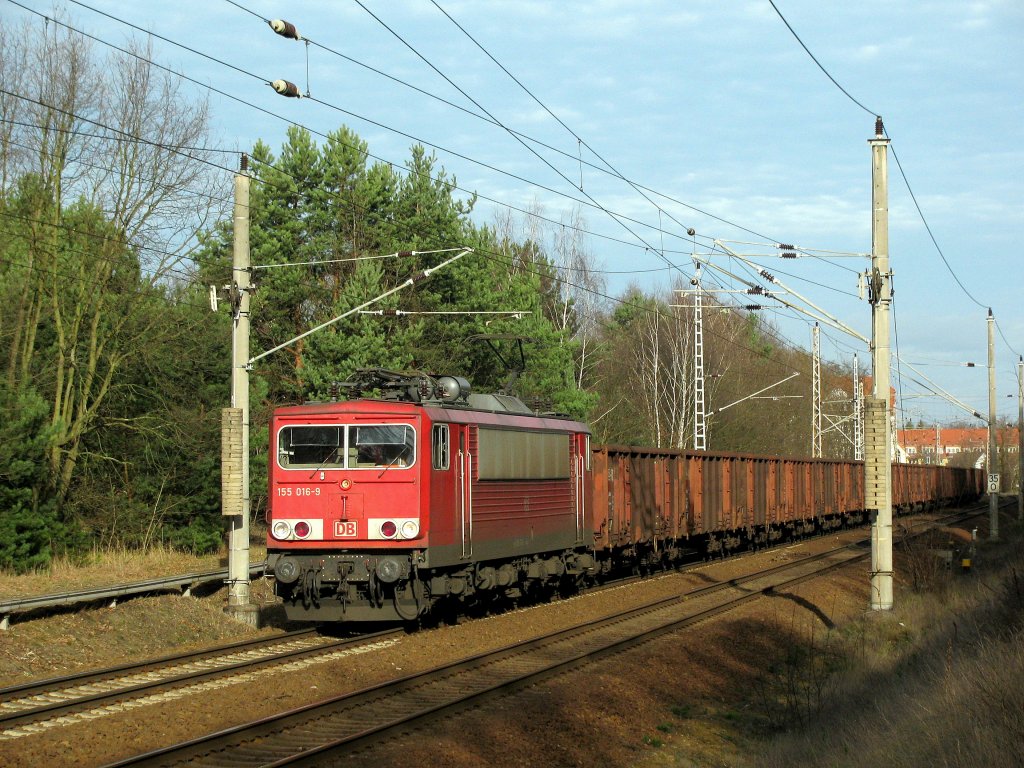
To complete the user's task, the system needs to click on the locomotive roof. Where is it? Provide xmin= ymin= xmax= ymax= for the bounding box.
xmin=273 ymin=396 xmax=591 ymax=434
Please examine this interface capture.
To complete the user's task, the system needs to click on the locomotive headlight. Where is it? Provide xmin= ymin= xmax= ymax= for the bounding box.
xmin=271 ymin=520 xmax=292 ymax=540
xmin=293 ymin=521 xmax=311 ymax=539
xmin=368 ymin=517 xmax=417 ymax=541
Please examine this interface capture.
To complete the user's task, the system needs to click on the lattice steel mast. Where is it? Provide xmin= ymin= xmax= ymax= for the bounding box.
xmin=812 ymin=324 xmax=822 ymax=458
xmin=693 ymin=265 xmax=707 ymax=451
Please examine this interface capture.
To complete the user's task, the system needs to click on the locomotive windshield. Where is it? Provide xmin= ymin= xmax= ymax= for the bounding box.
xmin=279 ymin=426 xmax=341 ymax=468
xmin=278 ymin=424 xmax=415 ymax=470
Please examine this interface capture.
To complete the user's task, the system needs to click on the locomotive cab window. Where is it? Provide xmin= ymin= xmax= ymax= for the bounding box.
xmin=278 ymin=426 xmax=343 ymax=468
xmin=277 ymin=423 xmax=415 ymax=470
xmin=353 ymin=425 xmax=415 ymax=469
xmin=432 ymin=424 xmax=450 ymax=470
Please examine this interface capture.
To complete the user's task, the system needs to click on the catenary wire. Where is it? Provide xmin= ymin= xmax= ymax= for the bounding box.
xmin=426 ymin=0 xmax=701 ymax=249
xmin=53 ymin=0 xmax=706 ymax=256
xmin=0 ymin=125 xmax=236 ymax=211
xmin=887 ymin=143 xmax=987 ymax=311
xmin=12 ymin=0 xmax=724 ymax=267
xmin=348 ymin=0 xmax=694 ymax=276
xmin=224 ymin=0 xmax=864 ymax=286
xmin=7 ymin=1 xmax=887 ymax=382
xmin=31 ymin=0 xmax=866 ymax=326
xmin=767 ymin=0 xmax=876 ymax=117
xmin=765 ymin=0 xmax=1009 ymax=351
xmin=360 ymin=0 xmax=864 ymax=288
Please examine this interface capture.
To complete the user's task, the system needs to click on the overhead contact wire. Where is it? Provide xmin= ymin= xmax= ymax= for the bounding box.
xmin=10 ymin=0 xmax=860 ymax=379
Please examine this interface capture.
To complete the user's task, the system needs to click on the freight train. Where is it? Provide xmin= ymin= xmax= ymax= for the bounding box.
xmin=266 ymin=370 xmax=984 ymax=623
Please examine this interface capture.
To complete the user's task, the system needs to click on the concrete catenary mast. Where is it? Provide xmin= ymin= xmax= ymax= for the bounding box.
xmin=225 ymin=154 xmax=258 ymax=626
xmin=988 ymin=309 xmax=998 ymax=539
xmin=1019 ymin=356 xmax=1023 ymax=522
xmin=866 ymin=117 xmax=894 ymax=611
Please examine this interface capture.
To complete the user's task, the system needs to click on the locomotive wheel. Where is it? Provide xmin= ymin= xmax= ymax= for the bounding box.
xmin=557 ymin=574 xmax=581 ymax=599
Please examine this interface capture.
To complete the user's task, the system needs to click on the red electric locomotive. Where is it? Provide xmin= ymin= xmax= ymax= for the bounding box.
xmin=266 ymin=369 xmax=595 ymax=623
xmin=267 ymin=370 xmax=984 ymax=625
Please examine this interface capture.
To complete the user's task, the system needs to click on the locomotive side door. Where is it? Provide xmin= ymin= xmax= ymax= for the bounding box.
xmin=457 ymin=426 xmax=473 ymax=558
xmin=572 ymin=433 xmax=589 ymax=545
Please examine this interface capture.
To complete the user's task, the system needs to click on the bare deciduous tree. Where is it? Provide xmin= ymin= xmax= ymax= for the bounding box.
xmin=552 ymin=207 xmax=607 ymax=390
xmin=0 ymin=13 xmax=224 ymax=503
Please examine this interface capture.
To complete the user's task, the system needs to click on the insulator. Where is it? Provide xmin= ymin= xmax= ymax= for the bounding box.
xmin=759 ymin=269 xmax=775 ymax=282
xmin=747 ymin=286 xmax=764 ymax=295
xmin=777 ymin=243 xmax=794 ymax=250
xmin=781 ymin=252 xmax=798 ymax=258
xmin=397 ymin=250 xmax=414 ymax=257
xmin=744 ymin=304 xmax=764 ymax=311
xmin=269 ymin=19 xmax=302 ymax=40
xmin=271 ymin=80 xmax=302 ymax=98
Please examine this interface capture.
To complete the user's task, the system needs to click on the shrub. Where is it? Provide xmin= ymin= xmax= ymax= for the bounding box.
xmin=167 ymin=515 xmax=223 ymax=555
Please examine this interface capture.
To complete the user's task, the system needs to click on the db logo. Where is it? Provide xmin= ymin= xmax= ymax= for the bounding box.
xmin=334 ymin=521 xmax=357 ymax=538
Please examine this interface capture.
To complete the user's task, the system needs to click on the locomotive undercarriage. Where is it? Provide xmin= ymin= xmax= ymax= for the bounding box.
xmin=269 ymin=549 xmax=599 ymax=623
xmin=269 ymin=508 xmax=882 ymax=623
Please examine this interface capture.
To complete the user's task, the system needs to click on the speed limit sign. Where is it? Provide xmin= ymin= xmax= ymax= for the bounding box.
xmin=988 ymin=473 xmax=1000 ymax=492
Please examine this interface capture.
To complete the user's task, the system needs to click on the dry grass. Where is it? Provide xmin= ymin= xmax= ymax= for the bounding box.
xmin=0 ymin=581 xmax=282 ymax=686
xmin=0 ymin=541 xmax=280 ymax=686
xmin=745 ymin=520 xmax=1024 ymax=768
xmin=0 ymin=542 xmax=268 ymax=600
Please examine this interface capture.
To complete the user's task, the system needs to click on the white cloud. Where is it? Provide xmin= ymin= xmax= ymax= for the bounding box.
xmin=853 ymin=44 xmax=881 ymax=61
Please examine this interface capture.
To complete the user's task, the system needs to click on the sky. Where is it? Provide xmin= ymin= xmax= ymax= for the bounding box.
xmin=9 ymin=0 xmax=1023 ymax=424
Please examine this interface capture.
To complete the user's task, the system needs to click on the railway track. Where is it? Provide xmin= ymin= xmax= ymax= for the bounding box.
xmin=0 ymin=628 xmax=402 ymax=737
xmin=100 ymin=541 xmax=878 ymax=767
xmin=0 ymin=503 xmax=990 ymax=764
xmin=0 ymin=504 xmax=988 ymax=745
xmin=98 ymin=504 xmax=990 ymax=767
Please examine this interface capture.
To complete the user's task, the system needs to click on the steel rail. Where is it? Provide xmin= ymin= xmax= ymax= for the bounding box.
xmin=2 ymin=496 xmax=992 ymax=632
xmin=0 ymin=627 xmax=318 ymax=701
xmin=0 ymin=558 xmax=717 ymax=732
xmin=101 ymin=542 xmax=880 ymax=767
xmin=102 ymin=504 xmax=993 ymax=767
xmin=1 ymin=504 xmax=991 ymax=750
xmin=0 ymin=628 xmax=400 ymax=732
xmin=0 ymin=560 xmax=696 ymax=734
